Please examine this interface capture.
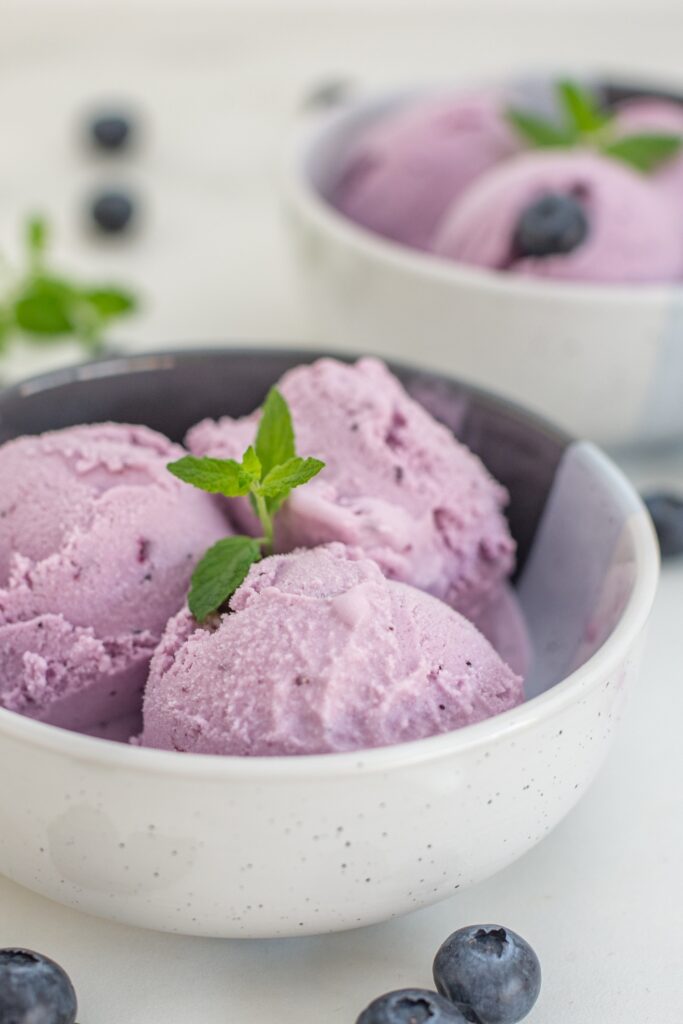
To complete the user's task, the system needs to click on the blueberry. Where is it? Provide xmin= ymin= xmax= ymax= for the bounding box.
xmin=90 ymin=114 xmax=132 ymax=152
xmin=0 ymin=948 xmax=77 ymax=1024
xmin=643 ymin=492 xmax=683 ymax=558
xmin=433 ymin=925 xmax=541 ymax=1024
xmin=356 ymin=989 xmax=470 ymax=1024
xmin=513 ymin=193 xmax=588 ymax=259
xmin=302 ymin=76 xmax=354 ymax=110
xmin=90 ymin=190 xmax=135 ymax=234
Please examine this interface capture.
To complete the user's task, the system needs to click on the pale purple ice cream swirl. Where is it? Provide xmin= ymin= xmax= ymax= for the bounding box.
xmin=331 ymin=92 xmax=519 ymax=250
xmin=187 ymin=357 xmax=516 ymax=619
xmin=140 ymin=544 xmax=523 ymax=756
xmin=0 ymin=423 xmax=228 ymax=731
xmin=431 ymin=150 xmax=683 ymax=282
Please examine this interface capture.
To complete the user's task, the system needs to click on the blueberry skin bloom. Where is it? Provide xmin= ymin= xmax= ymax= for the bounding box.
xmin=0 ymin=948 xmax=77 ymax=1024
xmin=433 ymin=925 xmax=541 ymax=1024
xmin=513 ymin=192 xmax=588 ymax=258
xmin=356 ymin=988 xmax=471 ymax=1024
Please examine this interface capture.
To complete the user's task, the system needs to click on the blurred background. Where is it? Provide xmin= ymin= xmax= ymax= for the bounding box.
xmin=3 ymin=0 xmax=683 ymax=382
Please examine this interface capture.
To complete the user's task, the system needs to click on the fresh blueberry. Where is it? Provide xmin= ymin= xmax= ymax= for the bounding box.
xmin=90 ymin=113 xmax=133 ymax=152
xmin=90 ymin=190 xmax=135 ymax=234
xmin=302 ymin=76 xmax=354 ymax=110
xmin=513 ymin=193 xmax=588 ymax=259
xmin=0 ymin=948 xmax=77 ymax=1024
xmin=433 ymin=925 xmax=541 ymax=1024
xmin=356 ymin=989 xmax=470 ymax=1024
xmin=643 ymin=492 xmax=683 ymax=558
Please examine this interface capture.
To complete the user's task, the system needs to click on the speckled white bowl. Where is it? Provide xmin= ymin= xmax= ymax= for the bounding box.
xmin=0 ymin=350 xmax=659 ymax=938
xmin=283 ymin=75 xmax=683 ymax=448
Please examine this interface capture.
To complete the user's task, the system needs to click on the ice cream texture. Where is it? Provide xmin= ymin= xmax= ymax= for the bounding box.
xmin=331 ymin=92 xmax=518 ymax=250
xmin=141 ymin=544 xmax=523 ymax=756
xmin=432 ymin=150 xmax=683 ymax=282
xmin=187 ymin=357 xmax=515 ymax=619
xmin=0 ymin=423 xmax=228 ymax=731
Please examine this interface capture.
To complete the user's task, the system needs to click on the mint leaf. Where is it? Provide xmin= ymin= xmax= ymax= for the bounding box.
xmin=168 ymin=455 xmax=254 ymax=496
xmin=557 ymin=80 xmax=610 ymax=134
xmin=255 ymin=388 xmax=295 ymax=476
xmin=189 ymin=535 xmax=261 ymax=621
xmin=14 ymin=277 xmax=75 ymax=337
xmin=506 ymin=109 xmax=577 ymax=148
xmin=260 ymin=456 xmax=325 ymax=497
xmin=602 ymin=133 xmax=683 ymax=172
xmin=80 ymin=287 xmax=137 ymax=319
xmin=169 ymin=389 xmax=326 ymax=614
xmin=241 ymin=445 xmax=262 ymax=480
xmin=1 ymin=216 xmax=139 ymax=351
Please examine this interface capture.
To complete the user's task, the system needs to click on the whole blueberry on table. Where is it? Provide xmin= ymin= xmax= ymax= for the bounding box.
xmin=643 ymin=492 xmax=683 ymax=559
xmin=90 ymin=113 xmax=133 ymax=152
xmin=90 ymin=190 xmax=136 ymax=234
xmin=433 ymin=925 xmax=541 ymax=1024
xmin=513 ymin=192 xmax=588 ymax=258
xmin=0 ymin=948 xmax=77 ymax=1024
xmin=356 ymin=989 xmax=471 ymax=1024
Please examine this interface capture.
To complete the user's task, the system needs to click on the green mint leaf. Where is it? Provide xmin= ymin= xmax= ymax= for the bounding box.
xmin=79 ymin=287 xmax=137 ymax=319
xmin=602 ymin=133 xmax=683 ymax=172
xmin=557 ymin=80 xmax=610 ymax=134
xmin=167 ymin=455 xmax=253 ymax=496
xmin=260 ymin=456 xmax=325 ymax=498
xmin=188 ymin=535 xmax=261 ymax=621
xmin=26 ymin=215 xmax=48 ymax=259
xmin=255 ymin=387 xmax=295 ymax=476
xmin=3 ymin=215 xmax=140 ymax=350
xmin=241 ymin=445 xmax=262 ymax=480
xmin=506 ymin=108 xmax=577 ymax=148
xmin=14 ymin=277 xmax=75 ymax=337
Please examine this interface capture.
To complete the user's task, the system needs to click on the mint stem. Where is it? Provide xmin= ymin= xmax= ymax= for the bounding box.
xmin=253 ymin=491 xmax=274 ymax=553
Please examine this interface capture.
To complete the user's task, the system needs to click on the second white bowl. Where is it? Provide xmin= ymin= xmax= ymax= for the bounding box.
xmin=284 ymin=82 xmax=683 ymax=448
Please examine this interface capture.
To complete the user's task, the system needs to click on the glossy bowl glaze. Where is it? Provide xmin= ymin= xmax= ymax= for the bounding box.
xmin=0 ymin=349 xmax=659 ymax=937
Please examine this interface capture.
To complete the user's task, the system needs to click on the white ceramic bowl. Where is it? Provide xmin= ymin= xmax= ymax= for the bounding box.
xmin=0 ymin=350 xmax=658 ymax=938
xmin=283 ymin=79 xmax=683 ymax=448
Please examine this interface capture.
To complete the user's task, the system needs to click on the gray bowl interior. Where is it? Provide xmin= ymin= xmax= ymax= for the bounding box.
xmin=0 ymin=349 xmax=642 ymax=697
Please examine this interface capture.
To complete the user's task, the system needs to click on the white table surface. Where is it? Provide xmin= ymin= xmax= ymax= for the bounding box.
xmin=1 ymin=3 xmax=682 ymax=1022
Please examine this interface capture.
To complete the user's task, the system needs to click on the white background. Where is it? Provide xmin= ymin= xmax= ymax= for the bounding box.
xmin=0 ymin=3 xmax=682 ymax=1022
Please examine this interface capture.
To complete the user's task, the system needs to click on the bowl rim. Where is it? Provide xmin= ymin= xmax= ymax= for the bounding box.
xmin=0 ymin=352 xmax=660 ymax=780
xmin=282 ymin=82 xmax=683 ymax=305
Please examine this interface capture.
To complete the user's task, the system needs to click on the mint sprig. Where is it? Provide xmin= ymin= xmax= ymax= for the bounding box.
xmin=168 ymin=388 xmax=325 ymax=622
xmin=186 ymin=536 xmax=262 ymax=624
xmin=506 ymin=80 xmax=682 ymax=173
xmin=506 ymin=110 xmax=576 ymax=149
xmin=556 ymin=80 xmax=610 ymax=134
xmin=602 ymin=133 xmax=683 ymax=172
xmin=0 ymin=215 xmax=138 ymax=354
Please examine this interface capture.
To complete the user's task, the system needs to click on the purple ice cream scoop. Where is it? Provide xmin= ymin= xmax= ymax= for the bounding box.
xmin=187 ymin=357 xmax=515 ymax=619
xmin=0 ymin=423 xmax=228 ymax=732
xmin=140 ymin=544 xmax=523 ymax=756
xmin=432 ymin=150 xmax=683 ymax=283
xmin=331 ymin=92 xmax=518 ymax=250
